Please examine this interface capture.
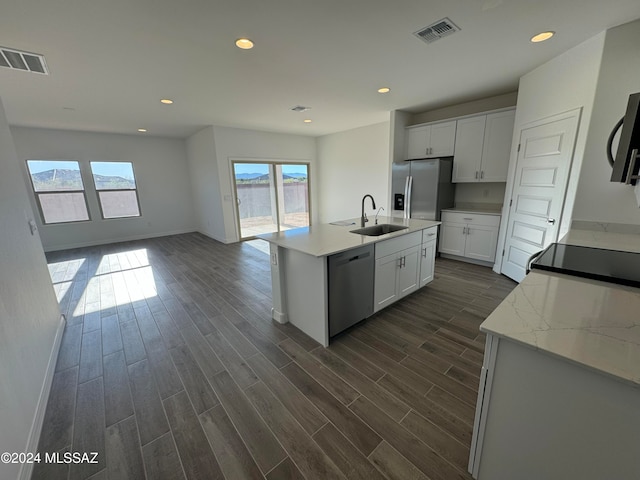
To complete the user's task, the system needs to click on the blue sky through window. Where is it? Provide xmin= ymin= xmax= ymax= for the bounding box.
xmin=90 ymin=162 xmax=135 ymax=180
xmin=233 ymin=163 xmax=307 ymax=176
xmin=27 ymin=160 xmax=80 ymax=174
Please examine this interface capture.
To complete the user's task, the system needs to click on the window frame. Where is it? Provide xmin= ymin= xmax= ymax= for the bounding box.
xmin=25 ymin=160 xmax=91 ymax=225
xmin=89 ymin=161 xmax=142 ymax=220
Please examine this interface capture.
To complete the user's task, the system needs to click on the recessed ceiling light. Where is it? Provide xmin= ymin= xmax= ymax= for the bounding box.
xmin=235 ymin=38 xmax=254 ymax=50
xmin=303 ymin=119 xmax=312 ymax=124
xmin=138 ymin=128 xmax=147 ymax=132
xmin=530 ymin=31 xmax=555 ymax=43
xmin=378 ymin=87 xmax=391 ymax=94
xmin=160 ymin=98 xmax=174 ymax=104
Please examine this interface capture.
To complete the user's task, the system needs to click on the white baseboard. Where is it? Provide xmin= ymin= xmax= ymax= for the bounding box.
xmin=43 ymin=229 xmax=197 ymax=252
xmin=18 ymin=314 xmax=66 ymax=480
xmin=271 ymin=308 xmax=288 ymax=324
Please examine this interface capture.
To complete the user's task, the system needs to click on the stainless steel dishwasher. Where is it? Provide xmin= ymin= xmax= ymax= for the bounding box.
xmin=328 ymin=244 xmax=374 ymax=337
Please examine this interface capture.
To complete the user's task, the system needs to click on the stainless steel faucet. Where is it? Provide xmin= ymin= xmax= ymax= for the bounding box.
xmin=361 ymin=194 xmax=376 ymax=227
xmin=375 ymin=207 xmax=384 ymax=225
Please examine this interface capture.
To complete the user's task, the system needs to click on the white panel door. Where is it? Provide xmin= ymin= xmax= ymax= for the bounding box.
xmin=501 ymin=110 xmax=581 ymax=282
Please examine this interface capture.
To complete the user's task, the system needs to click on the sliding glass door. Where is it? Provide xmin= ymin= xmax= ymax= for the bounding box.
xmin=233 ymin=161 xmax=310 ymax=239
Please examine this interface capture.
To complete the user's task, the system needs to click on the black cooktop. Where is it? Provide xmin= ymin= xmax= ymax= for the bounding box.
xmin=530 ymin=243 xmax=640 ymax=288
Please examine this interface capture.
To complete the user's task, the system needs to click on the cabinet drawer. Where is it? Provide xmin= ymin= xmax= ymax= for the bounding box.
xmin=375 ymin=231 xmax=422 ymax=259
xmin=441 ymin=212 xmax=500 ymax=227
xmin=422 ymin=226 xmax=438 ymax=243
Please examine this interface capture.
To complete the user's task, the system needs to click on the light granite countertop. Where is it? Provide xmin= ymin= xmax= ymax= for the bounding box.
xmin=442 ymin=203 xmax=503 ymax=215
xmin=560 ymin=228 xmax=640 ymax=253
xmin=256 ymin=216 xmax=439 ymax=257
xmin=481 ymin=225 xmax=640 ymax=386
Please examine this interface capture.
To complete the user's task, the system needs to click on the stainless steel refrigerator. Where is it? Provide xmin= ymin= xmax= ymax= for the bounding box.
xmin=391 ymin=158 xmax=455 ymax=220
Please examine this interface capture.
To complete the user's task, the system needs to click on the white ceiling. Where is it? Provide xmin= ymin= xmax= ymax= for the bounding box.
xmin=1 ymin=0 xmax=640 ymax=138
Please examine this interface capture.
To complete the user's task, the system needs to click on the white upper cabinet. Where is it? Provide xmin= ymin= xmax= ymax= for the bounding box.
xmin=452 ymin=109 xmax=515 ymax=183
xmin=405 ymin=120 xmax=456 ymax=159
xmin=452 ymin=115 xmax=486 ymax=182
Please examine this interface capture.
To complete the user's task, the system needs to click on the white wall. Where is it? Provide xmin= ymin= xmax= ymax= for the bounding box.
xmin=0 ymin=99 xmax=62 ymax=480
xmin=411 ymin=92 xmax=518 ymax=126
xmin=317 ymin=122 xmax=390 ymax=223
xmin=494 ymin=32 xmax=605 ymax=273
xmin=573 ymin=19 xmax=640 ymax=223
xmin=11 ymin=127 xmax=196 ymax=251
xmin=455 ymin=182 xmax=506 ymax=206
xmin=186 ymin=125 xmax=317 ymax=243
xmin=185 ymin=126 xmax=226 ymax=241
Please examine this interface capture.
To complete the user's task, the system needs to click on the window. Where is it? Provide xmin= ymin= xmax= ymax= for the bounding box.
xmin=26 ymin=160 xmax=90 ymax=224
xmin=90 ymin=162 xmax=141 ymax=219
xmin=232 ymin=161 xmax=310 ymax=239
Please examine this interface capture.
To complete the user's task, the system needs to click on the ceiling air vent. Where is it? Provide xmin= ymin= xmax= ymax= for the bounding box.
xmin=290 ymin=105 xmax=311 ymax=112
xmin=0 ymin=47 xmax=49 ymax=75
xmin=414 ymin=18 xmax=460 ymax=44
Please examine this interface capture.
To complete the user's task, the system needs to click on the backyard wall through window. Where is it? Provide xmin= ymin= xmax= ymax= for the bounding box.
xmin=25 ymin=160 xmax=90 ymax=224
xmin=232 ymin=161 xmax=310 ymax=239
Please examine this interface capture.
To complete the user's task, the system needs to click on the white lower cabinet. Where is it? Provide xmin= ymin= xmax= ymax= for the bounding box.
xmin=374 ymin=227 xmax=437 ymax=312
xmin=419 ymin=228 xmax=437 ymax=287
xmin=440 ymin=212 xmax=500 ymax=264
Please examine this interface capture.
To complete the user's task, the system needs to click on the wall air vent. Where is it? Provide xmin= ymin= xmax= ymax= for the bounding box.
xmin=414 ymin=18 xmax=460 ymax=44
xmin=0 ymin=47 xmax=49 ymax=75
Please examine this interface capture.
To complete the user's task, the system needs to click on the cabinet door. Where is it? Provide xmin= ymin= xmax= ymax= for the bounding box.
xmin=439 ymin=222 xmax=466 ymax=256
xmin=452 ymin=116 xmax=486 ymax=182
xmin=419 ymin=239 xmax=436 ymax=288
xmin=429 ymin=121 xmax=457 ymax=157
xmin=397 ymin=246 xmax=420 ymax=298
xmin=480 ymin=110 xmax=515 ymax=182
xmin=464 ymin=224 xmax=499 ymax=262
xmin=374 ymin=254 xmax=400 ymax=312
xmin=406 ymin=125 xmax=430 ymax=160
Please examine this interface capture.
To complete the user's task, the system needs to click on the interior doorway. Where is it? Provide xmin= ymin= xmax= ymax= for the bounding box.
xmin=501 ymin=109 xmax=581 ymax=282
xmin=232 ymin=161 xmax=310 ymax=239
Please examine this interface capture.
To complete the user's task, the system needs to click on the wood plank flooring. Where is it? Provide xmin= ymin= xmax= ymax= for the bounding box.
xmin=35 ymin=232 xmax=515 ymax=480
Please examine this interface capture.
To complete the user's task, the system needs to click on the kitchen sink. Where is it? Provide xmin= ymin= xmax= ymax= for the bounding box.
xmin=350 ymin=224 xmax=408 ymax=236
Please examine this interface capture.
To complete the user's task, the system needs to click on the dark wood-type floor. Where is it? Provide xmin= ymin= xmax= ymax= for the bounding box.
xmin=34 ymin=232 xmax=516 ymax=480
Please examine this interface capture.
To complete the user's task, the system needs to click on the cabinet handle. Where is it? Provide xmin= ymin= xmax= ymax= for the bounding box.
xmin=402 ymin=256 xmax=406 ymax=267
xmin=463 ymin=217 xmax=473 ymax=221
xmin=422 ymin=247 xmax=427 ymax=257
xmin=427 ymin=232 xmax=436 ymax=236
xmin=475 ymin=171 xmax=478 ymax=179
xmin=481 ymin=171 xmax=485 ymax=179
xmin=462 ymin=227 xmax=466 ymax=235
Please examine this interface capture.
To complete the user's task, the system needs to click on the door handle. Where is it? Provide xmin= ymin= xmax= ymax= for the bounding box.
xmin=546 ymin=218 xmax=556 ymax=225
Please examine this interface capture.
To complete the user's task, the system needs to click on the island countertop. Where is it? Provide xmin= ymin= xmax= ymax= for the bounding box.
xmin=480 ymin=226 xmax=640 ymax=387
xmin=256 ymin=216 xmax=439 ymax=257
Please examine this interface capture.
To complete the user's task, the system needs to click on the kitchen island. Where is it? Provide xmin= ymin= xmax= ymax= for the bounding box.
xmin=468 ymin=226 xmax=640 ymax=479
xmin=257 ymin=216 xmax=440 ymax=347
